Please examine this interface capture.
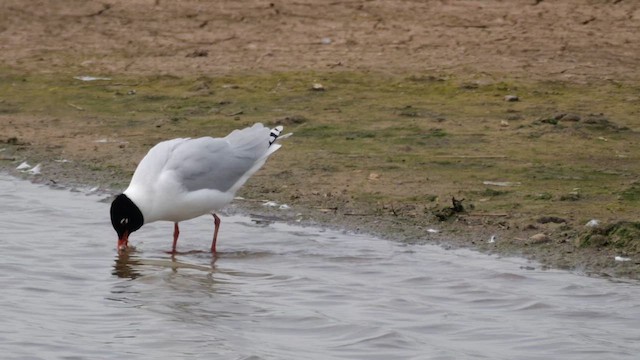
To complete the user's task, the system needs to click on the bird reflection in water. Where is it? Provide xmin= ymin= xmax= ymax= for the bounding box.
xmin=113 ymin=250 xmax=143 ymax=279
xmin=113 ymin=248 xmax=216 ymax=279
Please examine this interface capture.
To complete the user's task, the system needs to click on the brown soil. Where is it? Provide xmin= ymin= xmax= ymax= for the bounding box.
xmin=2 ymin=0 xmax=639 ymax=80
xmin=2 ymin=0 xmax=640 ymax=278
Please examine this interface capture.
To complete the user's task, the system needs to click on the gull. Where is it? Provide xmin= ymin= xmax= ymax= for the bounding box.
xmin=110 ymin=123 xmax=288 ymax=254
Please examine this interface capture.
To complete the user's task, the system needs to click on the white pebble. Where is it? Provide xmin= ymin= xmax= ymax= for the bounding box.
xmin=585 ymin=219 xmax=600 ymax=227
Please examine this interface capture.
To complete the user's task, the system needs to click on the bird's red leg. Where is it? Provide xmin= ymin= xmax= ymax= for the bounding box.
xmin=211 ymin=214 xmax=221 ymax=254
xmin=172 ymin=222 xmax=180 ymax=253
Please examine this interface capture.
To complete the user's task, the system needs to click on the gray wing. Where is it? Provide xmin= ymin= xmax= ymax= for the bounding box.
xmin=164 ymin=137 xmax=264 ymax=193
xmin=129 ymin=138 xmax=190 ymax=188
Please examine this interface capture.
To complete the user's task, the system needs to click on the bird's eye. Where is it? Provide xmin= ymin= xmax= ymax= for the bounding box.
xmin=120 ymin=218 xmax=129 ymax=225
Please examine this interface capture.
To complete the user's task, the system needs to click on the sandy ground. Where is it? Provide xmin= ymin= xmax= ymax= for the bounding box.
xmin=2 ymin=0 xmax=640 ymax=278
xmin=1 ymin=0 xmax=639 ymax=81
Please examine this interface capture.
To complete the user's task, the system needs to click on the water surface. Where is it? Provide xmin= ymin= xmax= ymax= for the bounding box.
xmin=1 ymin=174 xmax=639 ymax=359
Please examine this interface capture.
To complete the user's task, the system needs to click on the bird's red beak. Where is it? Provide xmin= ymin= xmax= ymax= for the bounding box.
xmin=118 ymin=231 xmax=129 ymax=252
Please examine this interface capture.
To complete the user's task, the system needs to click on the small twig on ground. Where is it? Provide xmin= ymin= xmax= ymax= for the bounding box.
xmin=465 ymin=213 xmax=509 ymax=217
xmin=87 ymin=4 xmax=111 ymax=17
xmin=67 ymin=103 xmax=84 ymax=111
xmin=434 ymin=155 xmax=507 ymax=159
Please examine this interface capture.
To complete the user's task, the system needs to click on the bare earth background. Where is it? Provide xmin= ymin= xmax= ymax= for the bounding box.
xmin=1 ymin=0 xmax=640 ymax=278
xmin=1 ymin=0 xmax=640 ymax=80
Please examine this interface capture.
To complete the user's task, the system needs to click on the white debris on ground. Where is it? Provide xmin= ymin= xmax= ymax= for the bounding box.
xmin=488 ymin=235 xmax=497 ymax=243
xmin=585 ymin=219 xmax=600 ymax=227
xmin=93 ymin=138 xmax=128 ymax=145
xmin=482 ymin=181 xmax=522 ymax=187
xmin=15 ymin=161 xmax=42 ymax=175
xmin=27 ymin=164 xmax=42 ymax=175
xmin=73 ymin=76 xmax=111 ymax=81
xmin=16 ymin=161 xmax=31 ymax=170
xmin=614 ymin=256 xmax=631 ymax=262
xmin=262 ymin=200 xmax=291 ymax=210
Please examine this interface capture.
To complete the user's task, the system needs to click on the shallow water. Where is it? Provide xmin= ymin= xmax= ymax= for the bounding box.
xmin=1 ymin=174 xmax=639 ymax=359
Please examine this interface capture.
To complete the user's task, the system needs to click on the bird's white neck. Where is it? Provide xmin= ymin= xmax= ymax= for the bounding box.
xmin=123 ymin=185 xmax=154 ymax=224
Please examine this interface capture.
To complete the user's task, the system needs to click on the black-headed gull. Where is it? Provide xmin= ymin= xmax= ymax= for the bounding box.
xmin=110 ymin=123 xmax=288 ymax=254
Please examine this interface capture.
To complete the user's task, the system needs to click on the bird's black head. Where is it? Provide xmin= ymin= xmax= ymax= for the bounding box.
xmin=110 ymin=194 xmax=144 ymax=251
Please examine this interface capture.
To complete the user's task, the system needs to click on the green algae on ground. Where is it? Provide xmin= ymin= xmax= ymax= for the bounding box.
xmin=578 ymin=222 xmax=640 ymax=253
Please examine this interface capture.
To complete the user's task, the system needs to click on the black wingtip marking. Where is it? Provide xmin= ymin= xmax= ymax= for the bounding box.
xmin=269 ymin=125 xmax=283 ymax=146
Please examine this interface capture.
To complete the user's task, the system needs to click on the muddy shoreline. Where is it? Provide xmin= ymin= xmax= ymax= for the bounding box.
xmin=2 ymin=138 xmax=638 ymax=280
